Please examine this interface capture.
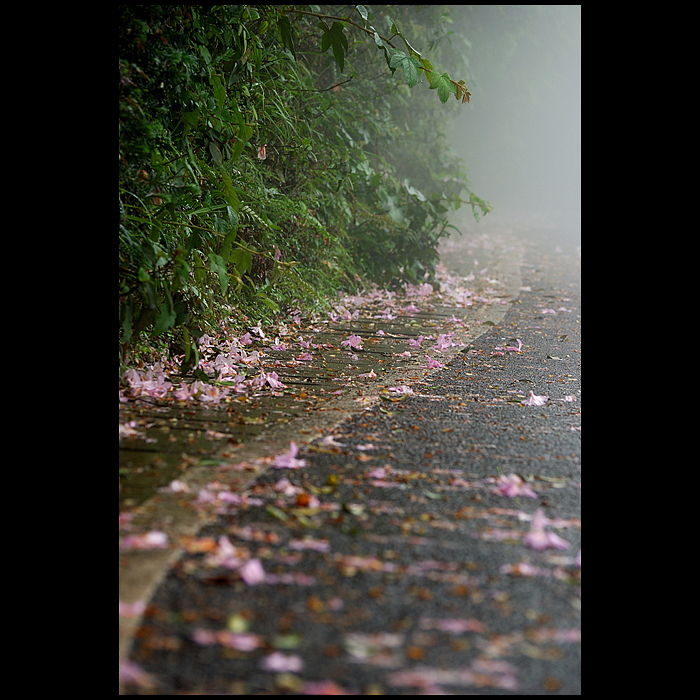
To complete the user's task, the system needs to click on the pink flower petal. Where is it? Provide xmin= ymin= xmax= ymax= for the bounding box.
xmin=433 ymin=334 xmax=454 ymax=351
xmin=119 ymin=531 xmax=168 ymax=550
xmin=425 ymin=355 xmax=445 ymax=369
xmin=261 ymin=651 xmax=304 ymax=672
xmin=524 ymin=529 xmax=570 ymax=550
xmin=275 ymin=478 xmax=302 ymax=496
xmin=273 ymin=442 xmax=307 ymax=469
xmin=119 ymin=659 xmax=154 ymax=688
xmin=523 ymin=508 xmax=570 ymax=550
xmin=387 ymin=385 xmax=413 ymax=394
xmin=222 ymin=632 xmax=263 ymax=651
xmin=288 ymin=538 xmax=330 ymax=552
xmin=301 ymin=680 xmax=350 ymax=695
xmin=341 ymin=334 xmax=363 ymax=350
xmin=492 ymin=474 xmax=537 ymax=498
xmin=239 ymin=558 xmax=266 ymax=585
xmin=522 ymin=391 xmax=548 ymax=406
xmin=357 ymin=369 xmax=377 ymax=378
xmin=119 ymin=600 xmax=146 ymax=617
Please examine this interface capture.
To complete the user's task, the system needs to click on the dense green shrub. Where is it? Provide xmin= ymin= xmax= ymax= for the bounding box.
xmin=118 ymin=4 xmax=489 ymax=368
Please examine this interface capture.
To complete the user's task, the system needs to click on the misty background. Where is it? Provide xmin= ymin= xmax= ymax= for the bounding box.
xmin=445 ymin=6 xmax=581 ymax=230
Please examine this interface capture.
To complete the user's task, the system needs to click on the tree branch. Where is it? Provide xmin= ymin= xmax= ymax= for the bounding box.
xmin=283 ymin=7 xmax=470 ymax=101
xmin=285 ymin=8 xmax=397 ymax=48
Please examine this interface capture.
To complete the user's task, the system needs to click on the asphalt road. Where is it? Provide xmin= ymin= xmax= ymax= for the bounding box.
xmin=121 ymin=211 xmax=580 ymax=695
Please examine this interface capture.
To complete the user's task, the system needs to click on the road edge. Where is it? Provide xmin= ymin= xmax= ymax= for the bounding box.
xmin=119 ymin=229 xmax=523 ymax=679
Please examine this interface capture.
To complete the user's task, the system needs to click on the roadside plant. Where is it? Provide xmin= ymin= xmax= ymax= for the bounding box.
xmin=119 ymin=5 xmax=490 ymax=372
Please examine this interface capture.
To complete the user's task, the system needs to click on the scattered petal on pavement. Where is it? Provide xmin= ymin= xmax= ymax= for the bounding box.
xmin=272 ymin=442 xmax=307 ymax=469
xmin=522 ymin=391 xmax=549 ymax=406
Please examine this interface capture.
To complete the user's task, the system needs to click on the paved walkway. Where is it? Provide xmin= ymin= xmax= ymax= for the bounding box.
xmin=119 ymin=211 xmax=580 ymax=694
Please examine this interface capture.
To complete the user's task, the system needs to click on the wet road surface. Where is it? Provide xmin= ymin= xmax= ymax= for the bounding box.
xmin=120 ymin=211 xmax=580 ymax=694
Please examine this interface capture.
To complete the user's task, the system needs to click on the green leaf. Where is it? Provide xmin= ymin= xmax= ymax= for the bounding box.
xmin=401 ymin=36 xmax=422 ymax=59
xmin=402 ymin=56 xmax=421 ymax=87
xmin=255 ymin=289 xmax=280 ymax=312
xmin=183 ymin=106 xmax=200 ymax=134
xmin=272 ymin=633 xmax=301 ymax=649
xmin=228 ymin=613 xmax=250 ymax=633
xmin=266 ymin=504 xmax=288 ymax=521
xmin=221 ymin=228 xmax=238 ymax=263
xmin=388 ymin=48 xmax=406 ymax=69
xmin=230 ymin=138 xmax=246 ymax=162
xmin=388 ymin=49 xmax=421 ymax=87
xmin=428 ymin=71 xmax=454 ymax=103
xmin=120 ymin=301 xmax=134 ymax=343
xmin=153 ymin=306 xmax=176 ymax=335
xmin=219 ymin=168 xmax=240 ymax=211
xmin=320 ymin=21 xmax=348 ymax=72
xmin=278 ymin=15 xmax=296 ymax=59
xmin=333 ymin=21 xmax=348 ymax=50
xmin=182 ymin=326 xmax=191 ymax=363
xmin=186 ymin=141 xmax=203 ymax=178
xmin=387 ymin=18 xmax=422 ymax=59
xmin=208 ymin=252 xmax=229 ymax=295
xmin=138 ymin=267 xmax=151 ymax=283
xmin=319 ymin=20 xmax=331 ymax=50
xmin=210 ymin=75 xmax=226 ymax=111
xmin=229 ymin=247 xmax=252 ymax=276
xmin=332 ymin=43 xmax=345 ymax=72
xmin=253 ymin=44 xmax=262 ymax=72
xmin=403 ymin=180 xmax=426 ymax=201
xmin=209 ymin=141 xmax=223 ymax=166
xmin=199 ymin=45 xmax=212 ymax=66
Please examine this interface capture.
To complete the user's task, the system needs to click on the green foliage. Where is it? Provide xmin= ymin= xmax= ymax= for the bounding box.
xmin=319 ymin=20 xmax=349 ymax=71
xmin=119 ymin=4 xmax=490 ymax=366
